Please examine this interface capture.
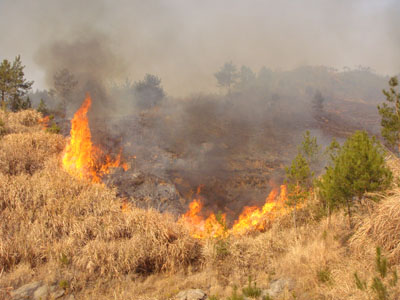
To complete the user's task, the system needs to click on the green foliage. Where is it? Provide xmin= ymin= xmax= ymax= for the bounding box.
xmin=214 ymin=238 xmax=230 ymax=259
xmin=285 ymin=152 xmax=311 ymax=208
xmin=59 ymin=253 xmax=70 ymax=266
xmin=376 ymin=247 xmax=388 ymax=279
xmin=389 ymin=271 xmax=398 ymax=287
xmin=46 ymin=122 xmax=61 ymax=134
xmin=227 ymin=285 xmax=244 ymax=300
xmin=377 ymin=77 xmax=400 ymax=151
xmin=37 ymin=99 xmax=49 ymax=116
xmin=0 ymin=55 xmax=34 ymax=111
xmin=372 ymin=276 xmax=389 ymax=300
xmin=318 ymin=131 xmax=392 ymax=225
xmin=298 ymin=130 xmax=320 ymax=168
xmin=263 ymin=295 xmax=273 ymax=300
xmin=242 ymin=276 xmax=262 ymax=298
xmin=9 ymin=95 xmax=32 ymax=112
xmin=317 ymin=267 xmax=332 ymax=284
xmin=58 ymin=280 xmax=69 ymax=290
xmin=208 ymin=295 xmax=220 ymax=300
xmin=216 ymin=211 xmax=228 ymax=232
xmin=354 ymin=272 xmax=367 ymax=291
xmin=355 ymin=247 xmax=398 ymax=300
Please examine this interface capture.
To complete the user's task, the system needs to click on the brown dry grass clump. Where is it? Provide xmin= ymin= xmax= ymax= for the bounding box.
xmin=0 ymin=109 xmax=43 ymax=134
xmin=0 ymin=132 xmax=64 ymax=175
xmin=351 ymin=188 xmax=400 ymax=264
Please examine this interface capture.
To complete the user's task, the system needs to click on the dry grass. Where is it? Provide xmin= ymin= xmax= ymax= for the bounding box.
xmin=351 ymin=189 xmax=400 ymax=264
xmin=2 ymin=109 xmax=400 ymax=299
xmin=0 ymin=109 xmax=43 ymax=134
xmin=0 ymin=132 xmax=65 ymax=175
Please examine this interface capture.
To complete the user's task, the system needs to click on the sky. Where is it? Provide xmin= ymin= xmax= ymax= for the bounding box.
xmin=0 ymin=0 xmax=399 ymax=96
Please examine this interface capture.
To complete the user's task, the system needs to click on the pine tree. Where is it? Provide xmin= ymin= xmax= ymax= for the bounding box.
xmin=285 ymin=152 xmax=311 ymax=230
xmin=37 ymin=99 xmax=49 ymax=116
xmin=318 ymin=131 xmax=392 ymax=227
xmin=377 ymin=76 xmax=400 ymax=152
xmin=0 ymin=55 xmax=33 ymax=111
xmin=298 ymin=130 xmax=321 ymax=173
xmin=214 ymin=62 xmax=239 ymax=94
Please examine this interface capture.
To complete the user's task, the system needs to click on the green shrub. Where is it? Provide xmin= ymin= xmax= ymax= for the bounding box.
xmin=354 ymin=247 xmax=398 ymax=300
xmin=317 ymin=267 xmax=331 ymax=284
xmin=227 ymin=285 xmax=244 ymax=300
xmin=242 ymin=276 xmax=262 ymax=298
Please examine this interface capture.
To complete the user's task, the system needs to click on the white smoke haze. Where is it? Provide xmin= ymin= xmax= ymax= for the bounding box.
xmin=0 ymin=0 xmax=399 ymax=96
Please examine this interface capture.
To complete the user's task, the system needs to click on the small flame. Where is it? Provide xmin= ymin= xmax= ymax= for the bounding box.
xmin=38 ymin=116 xmax=50 ymax=130
xmin=62 ymin=94 xmax=128 ymax=183
xmin=178 ymin=186 xmax=227 ymax=239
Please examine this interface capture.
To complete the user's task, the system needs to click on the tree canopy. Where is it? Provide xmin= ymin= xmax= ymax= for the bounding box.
xmin=214 ymin=61 xmax=239 ymax=93
xmin=377 ymin=76 xmax=400 ymax=152
xmin=134 ymin=74 xmax=165 ymax=109
xmin=0 ymin=55 xmax=33 ymax=111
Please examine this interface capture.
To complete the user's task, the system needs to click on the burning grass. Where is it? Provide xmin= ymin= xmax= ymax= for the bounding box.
xmin=62 ymin=94 xmax=128 ymax=183
xmin=0 ymin=110 xmax=201 ymax=295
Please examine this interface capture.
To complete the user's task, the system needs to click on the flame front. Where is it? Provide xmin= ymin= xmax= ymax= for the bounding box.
xmin=62 ymin=94 xmax=128 ymax=183
xmin=180 ymin=185 xmax=297 ymax=238
xmin=179 ymin=186 xmax=227 ymax=239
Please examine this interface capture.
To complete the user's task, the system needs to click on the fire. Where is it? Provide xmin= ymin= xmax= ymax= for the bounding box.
xmin=62 ymin=94 xmax=128 ymax=183
xmin=38 ymin=116 xmax=50 ymax=130
xmin=180 ymin=185 xmax=295 ymax=238
xmin=230 ymin=185 xmax=287 ymax=235
xmin=178 ymin=186 xmax=227 ymax=239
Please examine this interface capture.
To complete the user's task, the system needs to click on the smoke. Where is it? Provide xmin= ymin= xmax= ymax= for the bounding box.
xmin=0 ymin=0 xmax=399 ymax=95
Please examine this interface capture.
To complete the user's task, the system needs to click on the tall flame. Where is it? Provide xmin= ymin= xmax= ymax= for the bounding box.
xmin=62 ymin=94 xmax=128 ymax=183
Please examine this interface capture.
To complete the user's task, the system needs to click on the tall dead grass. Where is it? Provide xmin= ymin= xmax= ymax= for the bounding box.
xmin=351 ymin=188 xmax=400 ymax=264
xmin=0 ymin=109 xmax=43 ymax=134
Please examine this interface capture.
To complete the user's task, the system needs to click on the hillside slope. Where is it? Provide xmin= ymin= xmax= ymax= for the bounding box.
xmin=1 ymin=110 xmax=400 ymax=300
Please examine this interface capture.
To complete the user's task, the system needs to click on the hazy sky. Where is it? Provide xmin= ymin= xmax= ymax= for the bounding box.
xmin=0 ymin=0 xmax=399 ymax=96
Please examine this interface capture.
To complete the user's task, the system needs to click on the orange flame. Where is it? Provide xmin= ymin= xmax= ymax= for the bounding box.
xmin=178 ymin=186 xmax=227 ymax=239
xmin=180 ymin=185 xmax=296 ymax=238
xmin=62 ymin=94 xmax=128 ymax=183
xmin=230 ymin=185 xmax=287 ymax=235
xmin=38 ymin=116 xmax=50 ymax=130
